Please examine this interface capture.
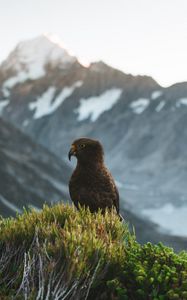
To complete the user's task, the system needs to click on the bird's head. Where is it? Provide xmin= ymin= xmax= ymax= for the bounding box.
xmin=68 ymin=138 xmax=104 ymax=165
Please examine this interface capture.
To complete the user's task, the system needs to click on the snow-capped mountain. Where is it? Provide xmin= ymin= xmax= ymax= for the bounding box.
xmin=1 ymin=35 xmax=187 ymax=242
xmin=2 ymin=34 xmax=76 ymax=76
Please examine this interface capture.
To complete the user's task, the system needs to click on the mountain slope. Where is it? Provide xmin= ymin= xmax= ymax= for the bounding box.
xmin=0 ymin=117 xmax=71 ymax=217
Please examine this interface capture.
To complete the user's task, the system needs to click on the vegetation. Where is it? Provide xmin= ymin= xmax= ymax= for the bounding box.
xmin=0 ymin=203 xmax=187 ymax=299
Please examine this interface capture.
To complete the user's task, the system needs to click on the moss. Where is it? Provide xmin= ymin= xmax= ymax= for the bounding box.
xmin=0 ymin=203 xmax=187 ymax=299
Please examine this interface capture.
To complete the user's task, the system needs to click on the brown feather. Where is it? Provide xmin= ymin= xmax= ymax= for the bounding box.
xmin=68 ymin=138 xmax=120 ymax=214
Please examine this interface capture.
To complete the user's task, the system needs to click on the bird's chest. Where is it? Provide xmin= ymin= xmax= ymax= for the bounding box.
xmin=69 ymin=169 xmax=103 ymax=210
xmin=70 ymin=169 xmax=96 ymax=193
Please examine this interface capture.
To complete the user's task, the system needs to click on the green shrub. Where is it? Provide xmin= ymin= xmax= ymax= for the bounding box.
xmin=0 ymin=203 xmax=186 ymax=299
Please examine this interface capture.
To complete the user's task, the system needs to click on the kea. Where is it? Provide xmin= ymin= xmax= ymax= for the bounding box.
xmin=68 ymin=137 xmax=120 ymax=216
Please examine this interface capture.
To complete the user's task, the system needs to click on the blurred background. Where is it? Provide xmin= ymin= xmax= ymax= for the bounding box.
xmin=0 ymin=0 xmax=187 ymax=251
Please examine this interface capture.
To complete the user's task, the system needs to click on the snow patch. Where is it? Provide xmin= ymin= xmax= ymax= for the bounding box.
xmin=23 ymin=119 xmax=29 ymax=127
xmin=3 ymin=71 xmax=31 ymax=89
xmin=155 ymin=101 xmax=165 ymax=112
xmin=142 ymin=203 xmax=187 ymax=237
xmin=75 ymin=88 xmax=122 ymax=122
xmin=151 ymin=90 xmax=163 ymax=100
xmin=2 ymin=35 xmax=77 ymax=89
xmin=0 ymin=100 xmax=9 ymax=114
xmin=176 ymin=98 xmax=187 ymax=107
xmin=130 ymin=98 xmax=150 ymax=114
xmin=29 ymin=81 xmax=83 ymax=119
xmin=29 ymin=87 xmax=56 ymax=119
xmin=49 ymin=81 xmax=83 ymax=115
xmin=2 ymin=87 xmax=10 ymax=97
xmin=0 ymin=194 xmax=22 ymax=214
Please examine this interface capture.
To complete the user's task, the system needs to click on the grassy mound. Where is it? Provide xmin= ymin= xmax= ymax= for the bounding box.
xmin=0 ymin=203 xmax=187 ymax=299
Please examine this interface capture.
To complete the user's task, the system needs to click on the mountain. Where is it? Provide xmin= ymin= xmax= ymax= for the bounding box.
xmin=0 ymin=35 xmax=187 ymax=242
xmin=0 ymin=117 xmax=71 ymax=217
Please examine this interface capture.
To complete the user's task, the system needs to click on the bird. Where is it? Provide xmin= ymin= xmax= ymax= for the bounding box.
xmin=68 ymin=137 xmax=120 ymax=216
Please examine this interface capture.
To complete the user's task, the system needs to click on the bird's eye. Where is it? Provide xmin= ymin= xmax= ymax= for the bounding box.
xmin=79 ymin=144 xmax=85 ymax=148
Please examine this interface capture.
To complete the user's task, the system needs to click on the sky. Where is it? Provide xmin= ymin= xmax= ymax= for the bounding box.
xmin=0 ymin=0 xmax=187 ymax=87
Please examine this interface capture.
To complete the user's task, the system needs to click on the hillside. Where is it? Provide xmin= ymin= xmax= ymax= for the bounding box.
xmin=0 ymin=117 xmax=71 ymax=217
xmin=0 ymin=35 xmax=187 ymax=239
xmin=0 ymin=204 xmax=187 ymax=300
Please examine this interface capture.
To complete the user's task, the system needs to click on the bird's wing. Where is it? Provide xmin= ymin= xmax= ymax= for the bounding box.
xmin=99 ymin=168 xmax=120 ymax=214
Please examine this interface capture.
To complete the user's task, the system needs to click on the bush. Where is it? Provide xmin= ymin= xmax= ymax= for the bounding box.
xmin=0 ymin=203 xmax=186 ymax=299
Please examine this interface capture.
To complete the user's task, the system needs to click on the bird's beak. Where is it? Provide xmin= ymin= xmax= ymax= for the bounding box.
xmin=68 ymin=145 xmax=77 ymax=161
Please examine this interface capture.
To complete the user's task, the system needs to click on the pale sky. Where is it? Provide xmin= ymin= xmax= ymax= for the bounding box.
xmin=0 ymin=0 xmax=187 ymax=87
